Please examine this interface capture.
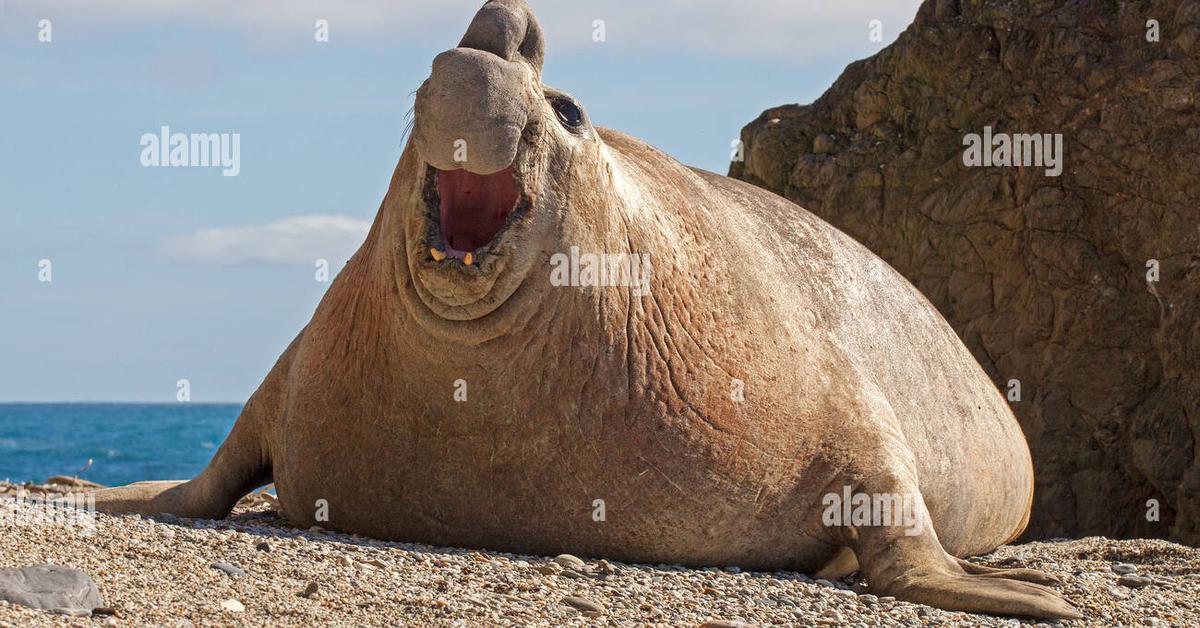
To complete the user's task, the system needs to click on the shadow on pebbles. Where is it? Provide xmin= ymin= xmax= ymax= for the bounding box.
xmin=1 ymin=482 xmax=1197 ymax=627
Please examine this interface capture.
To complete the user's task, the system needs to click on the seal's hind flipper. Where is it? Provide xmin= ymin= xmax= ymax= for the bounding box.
xmin=813 ymin=546 xmax=859 ymax=580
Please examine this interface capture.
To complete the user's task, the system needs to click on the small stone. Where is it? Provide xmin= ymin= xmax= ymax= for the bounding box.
xmin=255 ymin=541 xmax=271 ymax=552
xmin=562 ymin=595 xmax=604 ymax=613
xmin=699 ymin=621 xmax=755 ymax=628
xmin=859 ymin=593 xmax=879 ymax=606
xmin=299 ymin=582 xmax=320 ymax=599
xmin=336 ymin=556 xmax=353 ymax=568
xmin=917 ymin=607 xmax=933 ymax=618
xmin=833 ymin=589 xmax=856 ymax=598
xmin=533 ymin=564 xmax=561 ymax=575
xmin=814 ymin=578 xmax=836 ymax=588
xmin=1118 ymin=574 xmax=1153 ymax=589
xmin=1112 ymin=563 xmax=1137 ymax=575
xmin=0 ymin=565 xmax=105 ymax=616
xmin=553 ymin=554 xmax=586 ymax=571
xmin=559 ymin=569 xmax=589 ymax=579
xmin=220 ymin=599 xmax=245 ymax=613
xmin=210 ymin=563 xmax=246 ymax=578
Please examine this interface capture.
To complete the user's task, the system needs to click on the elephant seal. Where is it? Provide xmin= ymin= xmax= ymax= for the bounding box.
xmin=96 ymin=0 xmax=1080 ymax=619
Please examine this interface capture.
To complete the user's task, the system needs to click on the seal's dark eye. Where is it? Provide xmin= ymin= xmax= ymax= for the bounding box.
xmin=551 ymin=98 xmax=585 ymax=129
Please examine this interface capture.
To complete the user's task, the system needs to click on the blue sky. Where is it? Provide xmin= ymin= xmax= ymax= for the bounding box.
xmin=0 ymin=0 xmax=922 ymax=402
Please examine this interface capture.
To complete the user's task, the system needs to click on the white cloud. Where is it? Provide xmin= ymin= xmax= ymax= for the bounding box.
xmin=165 ymin=214 xmax=371 ymax=266
xmin=17 ymin=0 xmax=923 ymax=61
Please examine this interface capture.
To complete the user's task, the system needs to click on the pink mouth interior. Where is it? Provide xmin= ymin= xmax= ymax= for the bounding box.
xmin=437 ymin=167 xmax=519 ymax=258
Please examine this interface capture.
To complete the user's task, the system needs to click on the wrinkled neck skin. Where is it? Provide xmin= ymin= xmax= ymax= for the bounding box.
xmin=377 ymin=131 xmax=677 ymax=357
xmin=360 ymin=130 xmax=705 ymax=379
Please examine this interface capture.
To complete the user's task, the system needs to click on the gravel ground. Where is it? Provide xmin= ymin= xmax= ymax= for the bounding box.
xmin=1 ymin=481 xmax=1197 ymax=627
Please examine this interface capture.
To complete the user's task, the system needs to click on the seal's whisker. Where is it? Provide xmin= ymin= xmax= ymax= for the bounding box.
xmin=400 ymin=103 xmax=416 ymax=148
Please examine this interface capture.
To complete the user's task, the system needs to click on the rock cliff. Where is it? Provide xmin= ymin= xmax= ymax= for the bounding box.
xmin=732 ymin=0 xmax=1199 ymax=544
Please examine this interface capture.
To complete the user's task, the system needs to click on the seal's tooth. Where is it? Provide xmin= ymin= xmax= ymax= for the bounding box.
xmin=431 ymin=248 xmax=447 ymax=262
xmin=464 ymin=252 xmax=474 ymax=266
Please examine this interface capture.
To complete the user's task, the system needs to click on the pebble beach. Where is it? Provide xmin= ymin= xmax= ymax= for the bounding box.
xmin=1 ymin=481 xmax=1197 ymax=627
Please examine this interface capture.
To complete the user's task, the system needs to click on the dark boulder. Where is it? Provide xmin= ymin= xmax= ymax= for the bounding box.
xmin=732 ymin=0 xmax=1199 ymax=544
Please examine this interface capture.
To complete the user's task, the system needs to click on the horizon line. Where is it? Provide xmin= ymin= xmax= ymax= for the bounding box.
xmin=0 ymin=400 xmax=246 ymax=405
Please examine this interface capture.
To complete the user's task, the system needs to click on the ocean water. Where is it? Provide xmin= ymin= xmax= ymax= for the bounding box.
xmin=0 ymin=403 xmax=241 ymax=487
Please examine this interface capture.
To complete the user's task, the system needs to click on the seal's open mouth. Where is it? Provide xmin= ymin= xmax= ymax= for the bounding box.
xmin=438 ymin=167 xmax=518 ymax=256
xmin=424 ymin=166 xmax=528 ymax=265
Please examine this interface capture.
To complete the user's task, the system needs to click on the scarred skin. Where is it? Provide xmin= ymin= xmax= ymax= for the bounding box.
xmin=95 ymin=1 xmax=1081 ymax=619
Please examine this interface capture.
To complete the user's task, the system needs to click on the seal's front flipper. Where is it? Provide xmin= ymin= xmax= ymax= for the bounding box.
xmin=93 ymin=480 xmax=194 ymax=517
xmin=94 ymin=412 xmax=271 ymax=520
xmin=875 ymin=566 xmax=1083 ymax=619
xmin=849 ymin=481 xmax=1082 ymax=620
xmin=96 ymin=337 xmax=297 ymax=520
